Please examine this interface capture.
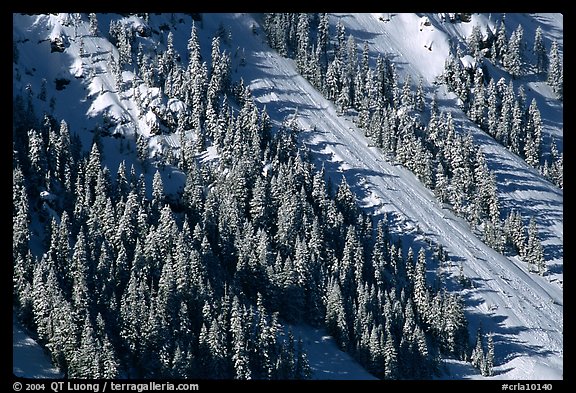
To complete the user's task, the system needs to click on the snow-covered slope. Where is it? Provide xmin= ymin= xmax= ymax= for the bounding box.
xmin=285 ymin=325 xmax=378 ymax=380
xmin=12 ymin=13 xmax=188 ymax=196
xmin=13 ymin=13 xmax=562 ymax=380
xmin=201 ymin=13 xmax=563 ymax=380
xmin=13 ymin=315 xmax=63 ymax=378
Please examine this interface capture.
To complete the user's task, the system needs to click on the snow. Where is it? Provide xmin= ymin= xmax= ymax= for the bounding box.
xmin=13 ymin=12 xmax=562 ymax=380
xmin=419 ymin=16 xmax=431 ymax=29
xmin=284 ymin=325 xmax=378 ymax=380
xmin=213 ymin=12 xmax=563 ymax=380
xmin=119 ymin=15 xmax=149 ymax=35
xmin=13 ymin=315 xmax=63 ymax=378
xmin=460 ymin=54 xmax=476 ymax=69
xmin=39 ymin=190 xmax=57 ymax=201
xmin=197 ymin=145 xmax=220 ymax=167
xmin=167 ymin=98 xmax=187 ymax=117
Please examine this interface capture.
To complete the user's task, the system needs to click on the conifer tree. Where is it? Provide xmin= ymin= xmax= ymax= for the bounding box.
xmin=325 ymin=279 xmax=349 ymax=350
xmin=383 ymin=326 xmax=399 ymax=379
xmin=89 ymin=13 xmax=99 ymax=36
xmin=317 ymin=13 xmax=329 ymax=70
xmin=296 ymin=13 xmax=310 ymax=75
xmin=526 ymin=217 xmax=545 ymax=274
xmin=495 ymin=15 xmax=508 ymax=63
xmin=413 ymin=248 xmax=429 ymax=321
xmin=506 ymin=24 xmax=524 ymax=78
xmin=547 ymin=40 xmax=563 ymax=100
xmin=295 ymin=338 xmax=312 ymax=379
xmin=524 ymin=99 xmax=542 ymax=168
xmin=230 ymin=296 xmax=252 ymax=379
xmin=467 ymin=25 xmax=483 ymax=58
xmin=471 ymin=326 xmax=485 ymax=371
xmin=533 ymin=26 xmax=548 ymax=74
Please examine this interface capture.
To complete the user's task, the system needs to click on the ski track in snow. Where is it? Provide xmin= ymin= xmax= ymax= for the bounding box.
xmin=211 ymin=13 xmax=563 ymax=380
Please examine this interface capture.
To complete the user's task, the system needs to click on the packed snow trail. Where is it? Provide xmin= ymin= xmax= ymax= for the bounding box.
xmin=205 ymin=13 xmax=563 ymax=379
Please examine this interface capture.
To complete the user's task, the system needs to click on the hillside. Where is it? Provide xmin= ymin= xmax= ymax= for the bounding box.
xmin=12 ymin=12 xmax=562 ymax=381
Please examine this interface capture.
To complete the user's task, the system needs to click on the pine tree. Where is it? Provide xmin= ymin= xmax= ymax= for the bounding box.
xmin=325 ymin=279 xmax=349 ymax=350
xmin=495 ymin=15 xmax=508 ymax=63
xmin=443 ymin=293 xmax=470 ymax=360
xmin=71 ymin=229 xmax=92 ymax=320
xmin=89 ymin=13 xmax=99 ymax=36
xmin=249 ymin=175 xmax=272 ymax=230
xmin=293 ymin=338 xmax=312 ymax=379
xmin=549 ymin=138 xmax=563 ymax=189
xmin=70 ymin=316 xmax=100 ymax=377
xmin=415 ymin=77 xmax=425 ymax=112
xmin=317 ymin=13 xmax=329 ymax=70
xmin=509 ymin=99 xmax=523 ymax=155
xmin=108 ymin=53 xmax=123 ymax=93
xmin=337 ymin=73 xmax=352 ymax=111
xmin=486 ymin=79 xmax=498 ymax=137
xmin=207 ymin=37 xmax=230 ymax=105
xmin=383 ymin=326 xmax=399 ymax=379
xmin=121 ymin=267 xmax=152 ymax=370
xmin=506 ymin=24 xmax=524 ymax=78
xmin=401 ymin=74 xmax=412 ymax=108
xmin=13 ymin=165 xmax=30 ymax=264
xmin=14 ymin=251 xmax=34 ymax=323
xmin=547 ymin=40 xmax=563 ymax=100
xmin=187 ymin=23 xmax=201 ymax=65
xmin=533 ymin=26 xmax=548 ymax=74
xmin=27 ymin=128 xmax=48 ymax=194
xmin=31 ymin=255 xmax=52 ymax=344
xmin=524 ymin=99 xmax=542 ymax=168
xmin=47 ymin=291 xmax=78 ymax=374
xmin=505 ymin=210 xmax=527 ymax=257
xmin=484 ymin=333 xmax=495 ymax=376
xmin=413 ymin=248 xmax=429 ymax=321
xmin=526 ymin=217 xmax=545 ymax=274
xmin=434 ymin=162 xmax=449 ymax=203
xmin=471 ymin=326 xmax=485 ymax=371
xmin=335 ymin=18 xmax=347 ymax=63
xmin=335 ymin=176 xmax=359 ymax=225
xmin=470 ymin=68 xmax=485 ymax=126
xmin=325 ymin=58 xmax=342 ymax=101
xmin=467 ymin=25 xmax=483 ymax=58
xmin=114 ymin=160 xmax=130 ymax=203
xmin=230 ymin=296 xmax=252 ymax=379
xmin=101 ymin=334 xmax=119 ymax=378
xmin=277 ymin=330 xmax=297 ymax=379
xmin=413 ymin=326 xmax=431 ymax=378
xmin=296 ymin=13 xmax=310 ymax=75
xmin=496 ymin=86 xmax=512 ymax=147
xmin=150 ymin=169 xmax=165 ymax=224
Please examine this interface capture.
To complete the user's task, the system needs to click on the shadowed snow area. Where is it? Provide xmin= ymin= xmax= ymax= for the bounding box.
xmin=13 ymin=315 xmax=63 ymax=378
xmin=13 ymin=12 xmax=562 ymax=380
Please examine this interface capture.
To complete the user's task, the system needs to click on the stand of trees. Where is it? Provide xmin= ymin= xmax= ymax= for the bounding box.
xmin=443 ymin=17 xmax=563 ymax=189
xmin=14 ymin=14 xmax=476 ymax=379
